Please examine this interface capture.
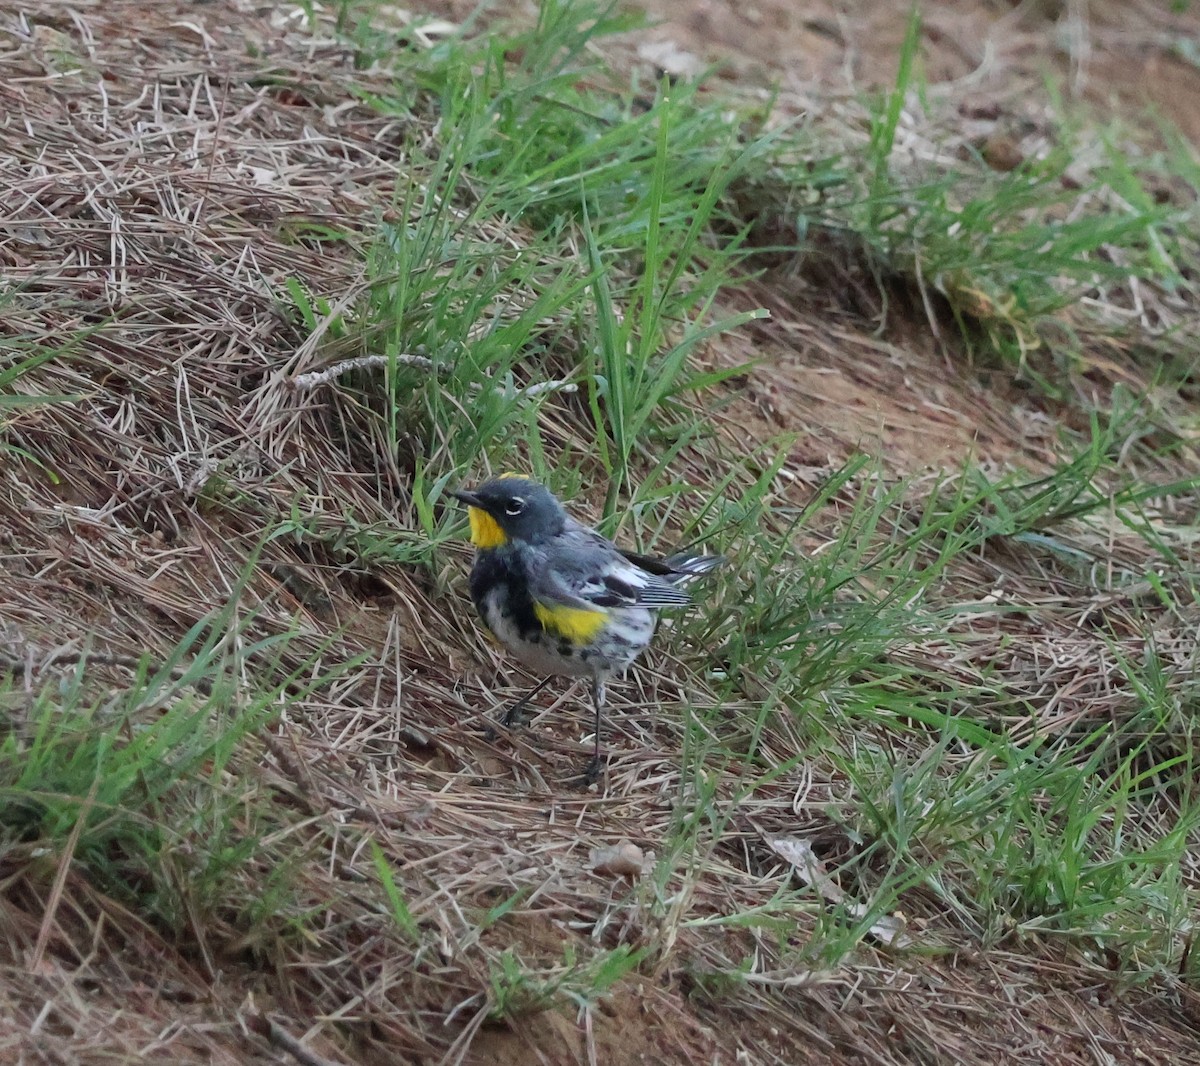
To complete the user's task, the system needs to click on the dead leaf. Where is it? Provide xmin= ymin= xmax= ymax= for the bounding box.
xmin=767 ymin=835 xmax=913 ymax=949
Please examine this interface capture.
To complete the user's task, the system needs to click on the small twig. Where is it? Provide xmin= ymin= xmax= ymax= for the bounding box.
xmin=518 ymin=377 xmax=578 ymax=398
xmin=195 ymin=74 xmax=230 ymax=229
xmin=742 ymin=969 xmax=837 ymax=989
xmin=291 ymin=353 xmax=438 ymax=388
xmin=246 ymin=1013 xmax=347 ymax=1066
xmin=23 ymin=649 xmax=216 ymax=697
xmin=290 ymin=353 xmax=578 ymax=399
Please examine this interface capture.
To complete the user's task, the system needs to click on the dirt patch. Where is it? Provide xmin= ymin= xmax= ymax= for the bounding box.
xmin=631 ymin=0 xmax=1200 ymax=476
xmin=467 ymin=982 xmax=728 ymax=1066
xmin=635 ymin=0 xmax=1200 ymax=131
xmin=704 ymin=280 xmax=1064 ymax=474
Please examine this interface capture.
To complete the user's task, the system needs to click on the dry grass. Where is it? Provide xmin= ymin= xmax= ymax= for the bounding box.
xmin=2 ymin=1 xmax=1200 ymax=1065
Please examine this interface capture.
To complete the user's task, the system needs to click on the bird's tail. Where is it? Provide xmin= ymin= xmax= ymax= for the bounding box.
xmin=622 ymin=549 xmax=726 ymax=584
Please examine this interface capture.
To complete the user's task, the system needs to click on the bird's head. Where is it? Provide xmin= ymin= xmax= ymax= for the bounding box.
xmin=450 ymin=476 xmax=566 ymax=547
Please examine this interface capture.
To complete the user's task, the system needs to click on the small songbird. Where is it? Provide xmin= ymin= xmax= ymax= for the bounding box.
xmin=450 ymin=476 xmax=723 ymax=779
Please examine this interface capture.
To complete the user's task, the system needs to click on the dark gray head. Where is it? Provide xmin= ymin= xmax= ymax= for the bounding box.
xmin=450 ymin=477 xmax=566 ymax=547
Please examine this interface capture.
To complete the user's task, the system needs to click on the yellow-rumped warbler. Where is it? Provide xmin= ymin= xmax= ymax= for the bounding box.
xmin=450 ymin=476 xmax=723 ymax=778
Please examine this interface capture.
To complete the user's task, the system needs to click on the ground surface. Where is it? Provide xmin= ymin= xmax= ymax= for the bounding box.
xmin=2 ymin=1 xmax=1199 ymax=1065
xmin=635 ymin=0 xmax=1200 ymax=473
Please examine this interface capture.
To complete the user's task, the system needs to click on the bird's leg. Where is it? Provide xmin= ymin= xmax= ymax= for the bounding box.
xmin=583 ymin=677 xmax=606 ymax=784
xmin=501 ymin=675 xmax=555 ymax=728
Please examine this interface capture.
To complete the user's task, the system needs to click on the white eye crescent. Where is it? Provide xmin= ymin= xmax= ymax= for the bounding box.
xmin=505 ymin=497 xmax=526 ymax=516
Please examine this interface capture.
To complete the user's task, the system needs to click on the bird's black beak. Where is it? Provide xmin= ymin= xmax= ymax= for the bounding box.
xmin=449 ymin=488 xmax=483 ymax=508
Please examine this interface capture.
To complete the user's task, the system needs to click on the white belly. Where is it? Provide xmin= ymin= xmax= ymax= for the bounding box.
xmin=483 ymin=588 xmax=654 ymax=679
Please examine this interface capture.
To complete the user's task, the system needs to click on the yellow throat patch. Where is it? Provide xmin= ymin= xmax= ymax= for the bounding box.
xmin=533 ymin=602 xmax=607 ymax=645
xmin=467 ymin=506 xmax=507 ymax=549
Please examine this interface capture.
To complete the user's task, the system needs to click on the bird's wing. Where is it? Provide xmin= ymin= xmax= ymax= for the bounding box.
xmin=530 ymin=538 xmax=692 ymax=611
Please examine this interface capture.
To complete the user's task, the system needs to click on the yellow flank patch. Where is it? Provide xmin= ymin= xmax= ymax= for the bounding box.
xmin=467 ymin=507 xmax=507 ymax=549
xmin=533 ymin=602 xmax=607 ymax=645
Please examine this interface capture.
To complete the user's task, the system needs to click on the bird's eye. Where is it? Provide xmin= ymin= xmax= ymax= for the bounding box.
xmin=504 ymin=497 xmax=526 ymax=516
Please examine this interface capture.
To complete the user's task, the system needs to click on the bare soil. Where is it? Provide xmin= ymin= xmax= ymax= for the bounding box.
xmin=630 ymin=0 xmax=1200 ymax=475
xmin=2 ymin=1 xmax=1199 ymax=1064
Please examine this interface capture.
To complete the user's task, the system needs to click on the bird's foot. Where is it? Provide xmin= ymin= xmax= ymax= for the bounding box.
xmin=501 ymin=703 xmax=530 ymax=729
xmin=576 ymin=753 xmax=605 ymax=789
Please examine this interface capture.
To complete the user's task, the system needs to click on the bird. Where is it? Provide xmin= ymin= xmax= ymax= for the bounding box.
xmin=449 ymin=476 xmax=723 ymax=780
